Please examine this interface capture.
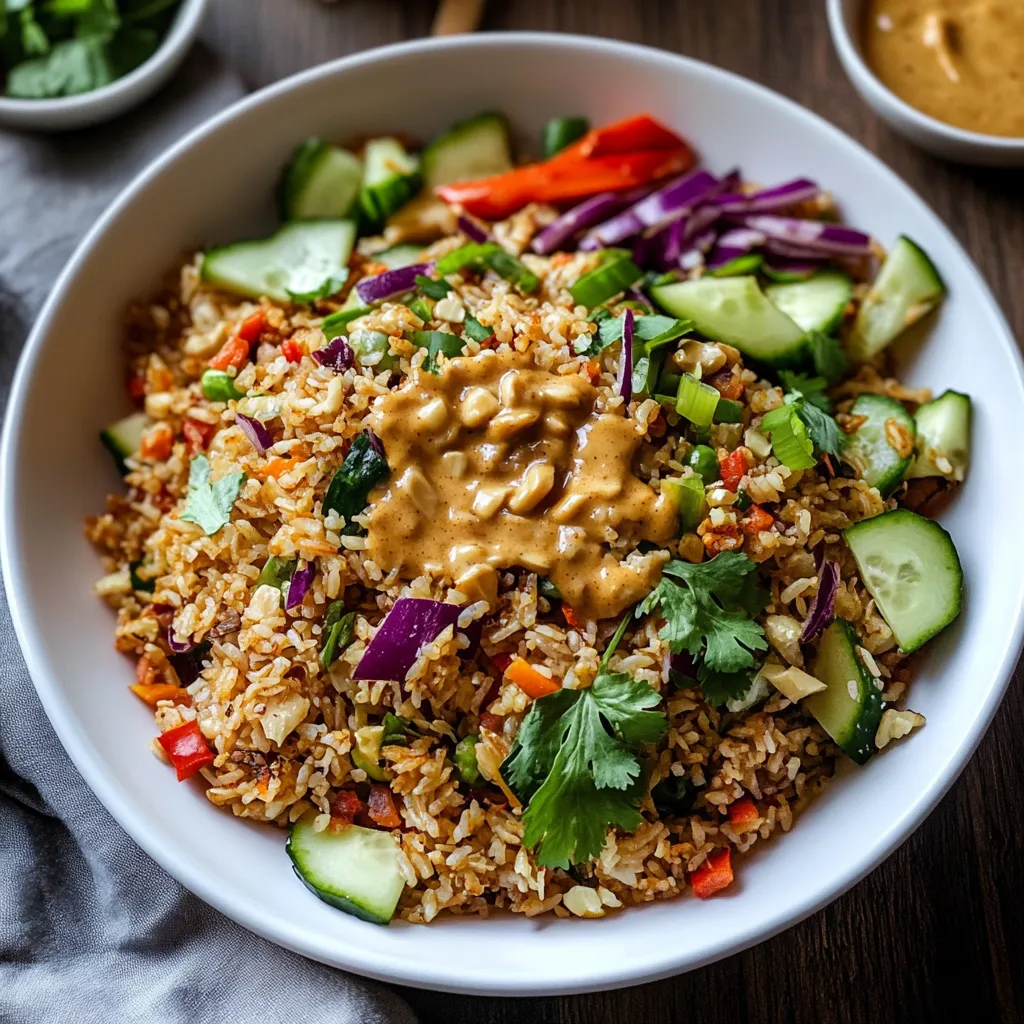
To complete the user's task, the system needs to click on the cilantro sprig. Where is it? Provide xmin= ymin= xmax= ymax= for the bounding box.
xmin=179 ymin=455 xmax=245 ymax=536
xmin=638 ymin=553 xmax=768 ymax=706
xmin=762 ymin=372 xmax=843 ymax=469
xmin=501 ymin=668 xmax=667 ymax=869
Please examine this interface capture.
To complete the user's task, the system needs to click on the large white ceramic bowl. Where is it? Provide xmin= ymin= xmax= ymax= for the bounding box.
xmin=3 ymin=34 xmax=1023 ymax=996
xmin=827 ymin=0 xmax=1024 ymax=166
xmin=0 ymin=0 xmax=207 ymax=132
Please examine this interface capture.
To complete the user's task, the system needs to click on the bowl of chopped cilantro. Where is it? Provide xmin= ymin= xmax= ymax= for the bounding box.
xmin=0 ymin=0 xmax=206 ymax=131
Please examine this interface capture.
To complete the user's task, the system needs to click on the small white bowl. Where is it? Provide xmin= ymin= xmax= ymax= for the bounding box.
xmin=0 ymin=0 xmax=207 ymax=132
xmin=827 ymin=0 xmax=1024 ymax=166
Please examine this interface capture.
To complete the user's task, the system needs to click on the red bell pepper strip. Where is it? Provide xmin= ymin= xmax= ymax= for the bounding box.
xmin=555 ymin=114 xmax=687 ymax=160
xmin=740 ymin=505 xmax=774 ymax=537
xmin=690 ymin=847 xmax=734 ymax=899
xmin=208 ymin=311 xmax=266 ymax=371
xmin=719 ymin=448 xmax=749 ymax=492
xmin=157 ymin=720 xmax=214 ymax=781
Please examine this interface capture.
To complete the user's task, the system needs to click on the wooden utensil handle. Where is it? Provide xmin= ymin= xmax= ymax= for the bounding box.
xmin=432 ymin=0 xmax=486 ymax=36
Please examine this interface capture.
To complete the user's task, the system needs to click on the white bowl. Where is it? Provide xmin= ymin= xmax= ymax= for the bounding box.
xmin=3 ymin=33 xmax=1024 ymax=996
xmin=0 ymin=0 xmax=207 ymax=132
xmin=827 ymin=0 xmax=1024 ymax=166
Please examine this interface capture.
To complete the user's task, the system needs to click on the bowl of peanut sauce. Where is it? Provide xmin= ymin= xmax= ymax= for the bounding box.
xmin=827 ymin=0 xmax=1024 ymax=165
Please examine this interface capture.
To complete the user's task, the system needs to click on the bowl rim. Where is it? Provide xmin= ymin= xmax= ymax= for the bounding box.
xmin=826 ymin=0 xmax=1024 ymax=152
xmin=3 ymin=31 xmax=1024 ymax=995
xmin=0 ymin=0 xmax=208 ymax=115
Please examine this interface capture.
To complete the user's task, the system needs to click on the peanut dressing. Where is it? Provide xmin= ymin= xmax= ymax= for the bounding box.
xmin=864 ymin=0 xmax=1024 ymax=138
xmin=366 ymin=349 xmax=676 ymax=620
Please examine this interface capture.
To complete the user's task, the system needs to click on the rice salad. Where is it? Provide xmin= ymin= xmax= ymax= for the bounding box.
xmin=87 ymin=113 xmax=968 ymax=925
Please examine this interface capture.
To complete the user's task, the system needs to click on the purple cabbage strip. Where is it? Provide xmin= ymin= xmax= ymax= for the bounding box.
xmin=312 ymin=336 xmax=354 ymax=373
xmin=616 ymin=308 xmax=635 ymax=404
xmin=530 ymin=192 xmax=625 ymax=255
xmin=353 ymin=598 xmax=464 ymax=682
xmin=169 ymin=644 xmax=211 ymax=686
xmin=800 ymin=560 xmax=841 ymax=642
xmin=716 ymin=177 xmax=820 ymax=215
xmin=355 ymin=262 xmax=433 ymax=304
xmin=366 ymin=428 xmax=386 ymax=458
xmin=706 ymin=228 xmax=766 ymax=270
xmin=762 ymin=237 xmax=838 ymax=261
xmin=167 ymin=624 xmax=191 ymax=654
xmin=738 ymin=214 xmax=871 ymax=255
xmin=678 ymin=228 xmax=718 ymax=271
xmin=458 ymin=214 xmax=490 ymax=243
xmin=286 ymin=563 xmax=315 ymax=611
xmin=681 ymin=203 xmax=721 ymax=244
xmin=236 ymin=413 xmax=272 ymax=456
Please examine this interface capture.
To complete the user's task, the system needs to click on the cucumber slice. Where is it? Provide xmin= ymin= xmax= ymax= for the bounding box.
xmin=849 ymin=236 xmax=946 ymax=361
xmin=765 ymin=270 xmax=853 ymax=334
xmin=906 ymin=389 xmax=971 ymax=482
xmin=422 ymin=113 xmax=512 ymax=189
xmin=100 ymin=411 xmax=149 ymax=475
xmin=202 ymin=220 xmax=357 ymax=304
xmin=661 ymin=475 xmax=705 ymax=532
xmin=649 ymin=276 xmax=806 ymax=366
xmin=373 ymin=244 xmax=426 ymax=270
xmin=286 ymin=814 xmax=405 ymax=925
xmin=360 ymin=137 xmax=422 ymax=225
xmin=278 ymin=138 xmax=363 ymax=220
xmin=805 ymin=619 xmax=883 ymax=765
xmin=841 ymin=393 xmax=916 ymax=496
xmin=844 ymin=508 xmax=963 ymax=652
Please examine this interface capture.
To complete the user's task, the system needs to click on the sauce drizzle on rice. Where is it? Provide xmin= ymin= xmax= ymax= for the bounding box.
xmin=366 ymin=349 xmax=676 ymax=619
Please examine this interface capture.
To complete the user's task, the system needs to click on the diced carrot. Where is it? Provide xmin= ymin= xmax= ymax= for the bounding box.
xmin=367 ymin=784 xmax=403 ymax=829
xmin=585 ymin=359 xmax=601 ymax=384
xmin=208 ymin=333 xmax=251 ymax=372
xmin=719 ymin=448 xmax=748 ymax=492
xmin=260 ymin=456 xmax=295 ymax=481
xmin=504 ymin=657 xmax=561 ymax=699
xmin=690 ymin=847 xmax=734 ymax=899
xmin=562 ymin=603 xmax=583 ymax=629
xmin=139 ymin=421 xmax=174 ymax=461
xmin=236 ymin=310 xmax=266 ymax=343
xmin=182 ymin=417 xmax=218 ymax=455
xmin=727 ymin=797 xmax=760 ymax=830
xmin=741 ymin=504 xmax=774 ymax=536
xmin=130 ymin=682 xmax=192 ymax=707
xmin=281 ymin=337 xmax=304 ymax=363
xmin=331 ymin=789 xmax=364 ymax=826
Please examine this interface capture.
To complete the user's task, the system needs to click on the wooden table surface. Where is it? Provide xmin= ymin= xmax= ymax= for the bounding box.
xmin=202 ymin=3 xmax=1024 ymax=1021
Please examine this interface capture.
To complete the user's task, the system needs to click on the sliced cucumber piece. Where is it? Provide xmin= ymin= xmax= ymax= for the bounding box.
xmin=349 ymin=328 xmax=398 ymax=372
xmin=849 ymin=236 xmax=946 ymax=361
xmin=661 ymin=475 xmax=705 ymax=532
xmin=805 ymin=619 xmax=883 ymax=765
xmin=841 ymin=393 xmax=916 ymax=496
xmin=100 ymin=412 xmax=149 ymax=474
xmin=650 ymin=276 xmax=806 ymax=366
xmin=906 ymin=389 xmax=971 ymax=482
xmin=360 ymin=137 xmax=422 ymax=225
xmin=765 ymin=270 xmax=853 ymax=334
xmin=202 ymin=220 xmax=357 ymax=304
xmin=278 ymin=138 xmax=363 ymax=220
xmin=373 ymin=244 xmax=425 ymax=270
xmin=844 ymin=508 xmax=963 ymax=652
xmin=287 ymin=814 xmax=405 ymax=925
xmin=422 ymin=113 xmax=512 ymax=189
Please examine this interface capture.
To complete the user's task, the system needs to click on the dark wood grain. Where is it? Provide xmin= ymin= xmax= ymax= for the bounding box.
xmin=200 ymin=4 xmax=1024 ymax=1021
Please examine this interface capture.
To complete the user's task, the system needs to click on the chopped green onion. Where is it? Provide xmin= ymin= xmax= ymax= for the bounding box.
xmin=256 ymin=556 xmax=298 ymax=594
xmin=415 ymin=274 xmax=450 ymax=300
xmin=412 ymin=330 xmax=465 ymax=373
xmin=761 ymin=405 xmax=815 ymax=470
xmin=320 ymin=601 xmax=356 ymax=670
xmin=543 ymin=116 xmax=590 ymax=158
xmin=538 ymin=577 xmax=562 ymax=600
xmin=734 ymin=489 xmax=752 ymax=511
xmin=662 ymin=476 xmax=706 ymax=532
xmin=322 ymin=306 xmax=371 ymax=339
xmin=486 ymin=248 xmax=539 ymax=293
xmin=631 ymin=350 xmax=666 ymax=399
xmin=349 ymin=328 xmax=397 ymax=372
xmin=463 ymin=315 xmax=492 ymax=342
xmin=713 ymin=398 xmax=745 ymax=424
xmin=569 ymin=254 xmax=643 ymax=308
xmin=408 ymin=297 xmax=434 ymax=323
xmin=200 ymin=369 xmax=244 ymax=403
xmin=675 ymin=373 xmax=720 ymax=427
xmin=436 ymin=242 xmax=498 ymax=276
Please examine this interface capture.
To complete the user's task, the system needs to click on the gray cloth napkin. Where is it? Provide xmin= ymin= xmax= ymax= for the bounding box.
xmin=0 ymin=47 xmax=417 ymax=1024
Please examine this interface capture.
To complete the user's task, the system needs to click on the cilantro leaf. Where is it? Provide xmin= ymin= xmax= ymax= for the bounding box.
xmin=779 ymin=370 xmax=832 ymax=412
xmin=463 ymin=315 xmax=492 ymax=342
xmin=639 ymin=554 xmax=768 ymax=705
xmin=380 ymin=712 xmax=419 ymax=746
xmin=320 ymin=601 xmax=355 ymax=670
xmin=414 ymin=274 xmax=450 ymax=300
xmin=502 ymin=671 xmax=667 ymax=868
xmin=410 ymin=330 xmax=465 ymax=373
xmin=179 ymin=455 xmax=245 ymax=536
xmin=798 ymin=401 xmax=843 ymax=458
xmin=807 ymin=330 xmax=849 ymax=384
xmin=322 ymin=431 xmax=390 ymax=533
xmin=575 ymin=312 xmax=693 ymax=356
xmin=696 ymin=665 xmax=757 ymax=706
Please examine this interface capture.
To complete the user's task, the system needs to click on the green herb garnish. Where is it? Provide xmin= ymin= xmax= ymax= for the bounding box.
xmin=179 ymin=455 xmax=245 ymax=537
xmin=414 ymin=274 xmax=450 ymax=300
xmin=255 ymin=556 xmax=298 ymax=594
xmin=411 ymin=330 xmax=465 ymax=374
xmin=322 ymin=432 xmax=390 ymax=532
xmin=763 ymin=373 xmax=843 ymax=468
xmin=320 ymin=601 xmax=355 ymax=670
xmin=463 ymin=315 xmax=492 ymax=342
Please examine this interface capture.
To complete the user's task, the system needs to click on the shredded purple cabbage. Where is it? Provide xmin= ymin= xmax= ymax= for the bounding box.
xmin=312 ymin=336 xmax=354 ymax=373
xmin=353 ymin=598 xmax=465 ymax=682
xmin=457 ymin=214 xmax=490 ymax=243
xmin=355 ymin=262 xmax=433 ymax=304
xmin=286 ymin=563 xmax=315 ymax=611
xmin=236 ymin=413 xmax=272 ymax=456
xmin=616 ymin=308 xmax=635 ymax=403
xmin=800 ymin=560 xmax=841 ymax=642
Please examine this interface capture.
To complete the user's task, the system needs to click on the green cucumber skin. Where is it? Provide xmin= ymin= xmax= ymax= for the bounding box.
xmin=841 ymin=393 xmax=916 ymax=497
xmin=289 ymin=867 xmax=390 ymax=925
xmin=907 ymin=389 xmax=972 ymax=482
xmin=807 ymin=619 xmax=883 ymax=766
xmin=100 ymin=412 xmax=148 ymax=475
xmin=278 ymin=139 xmax=363 ymax=220
xmin=843 ymin=508 xmax=963 ymax=653
xmin=422 ymin=113 xmax=512 ymax=189
xmin=765 ymin=270 xmax=853 ymax=334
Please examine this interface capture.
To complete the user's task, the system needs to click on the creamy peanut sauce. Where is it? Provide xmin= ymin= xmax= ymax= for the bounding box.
xmin=864 ymin=0 xmax=1024 ymax=137
xmin=365 ymin=350 xmax=677 ymax=620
